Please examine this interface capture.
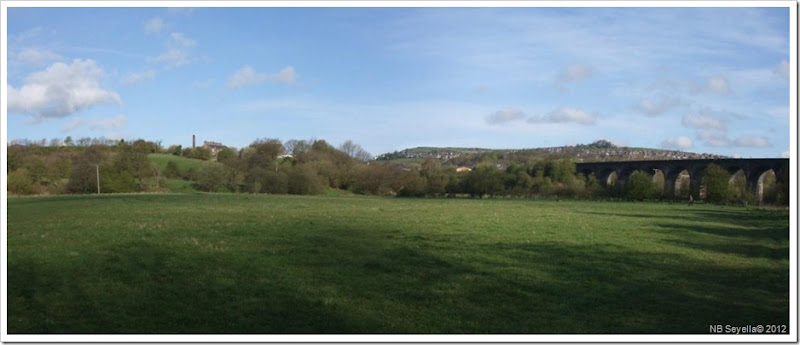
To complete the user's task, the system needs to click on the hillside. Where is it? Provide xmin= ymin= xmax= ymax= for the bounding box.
xmin=376 ymin=140 xmax=728 ymax=168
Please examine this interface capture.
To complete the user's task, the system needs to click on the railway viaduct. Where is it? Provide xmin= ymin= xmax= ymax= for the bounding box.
xmin=575 ymin=158 xmax=789 ymax=201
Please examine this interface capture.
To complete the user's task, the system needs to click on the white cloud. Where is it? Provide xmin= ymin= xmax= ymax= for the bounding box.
xmin=271 ymin=66 xmax=298 ymax=84
xmin=145 ymin=17 xmax=165 ymax=34
xmin=147 ymin=31 xmax=197 ymax=69
xmin=706 ymin=75 xmax=731 ymax=94
xmin=637 ymin=97 xmax=680 ymax=116
xmin=16 ymin=48 xmax=62 ymax=65
xmin=681 ymin=111 xmax=726 ymax=130
xmin=781 ymin=150 xmax=790 ymax=158
xmin=528 ymin=107 xmax=596 ymax=125
xmin=8 ymin=59 xmax=120 ymax=120
xmin=227 ymin=65 xmax=298 ymax=88
xmin=61 ymin=118 xmax=85 ymax=132
xmin=121 ymin=70 xmax=155 ymax=85
xmin=59 ymin=115 xmax=127 ymax=132
xmin=148 ymin=49 xmax=190 ymax=68
xmin=228 ymin=66 xmax=261 ymax=88
xmin=89 ymin=115 xmax=127 ymax=130
xmin=733 ymin=136 xmax=770 ymax=148
xmin=774 ymin=60 xmax=790 ymax=79
xmin=486 ymin=108 xmax=526 ymax=125
xmin=558 ymin=63 xmax=593 ymax=83
xmin=167 ymin=7 xmax=196 ymax=15
xmin=696 ymin=130 xmax=730 ymax=147
xmin=661 ymin=136 xmax=693 ymax=150
xmin=170 ymin=32 xmax=196 ymax=47
xmin=11 ymin=26 xmax=43 ymax=44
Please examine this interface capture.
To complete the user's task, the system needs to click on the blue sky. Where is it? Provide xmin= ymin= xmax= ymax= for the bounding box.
xmin=4 ymin=5 xmax=793 ymax=158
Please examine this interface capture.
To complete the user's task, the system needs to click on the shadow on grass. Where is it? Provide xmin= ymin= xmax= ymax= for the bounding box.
xmin=8 ymin=225 xmax=789 ymax=334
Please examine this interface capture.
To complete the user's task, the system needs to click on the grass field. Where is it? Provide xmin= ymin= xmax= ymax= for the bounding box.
xmin=7 ymin=194 xmax=790 ymax=334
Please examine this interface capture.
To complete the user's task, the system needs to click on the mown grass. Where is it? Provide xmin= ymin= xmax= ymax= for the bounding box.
xmin=7 ymin=194 xmax=789 ymax=334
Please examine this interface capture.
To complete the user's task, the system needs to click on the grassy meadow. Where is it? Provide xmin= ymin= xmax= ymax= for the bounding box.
xmin=7 ymin=194 xmax=790 ymax=334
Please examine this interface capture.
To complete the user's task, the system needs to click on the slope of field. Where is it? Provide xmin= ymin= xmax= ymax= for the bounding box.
xmin=147 ymin=154 xmax=221 ymax=193
xmin=147 ymin=153 xmax=216 ymax=172
xmin=7 ymin=194 xmax=789 ymax=334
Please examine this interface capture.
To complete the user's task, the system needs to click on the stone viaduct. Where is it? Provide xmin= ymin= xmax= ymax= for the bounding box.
xmin=575 ymin=158 xmax=789 ymax=201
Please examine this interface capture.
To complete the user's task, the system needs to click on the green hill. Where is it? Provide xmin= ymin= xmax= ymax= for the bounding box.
xmin=148 ymin=154 xmax=224 ymax=193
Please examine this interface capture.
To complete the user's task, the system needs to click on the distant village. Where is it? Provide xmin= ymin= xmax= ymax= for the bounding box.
xmin=376 ymin=140 xmax=728 ymax=168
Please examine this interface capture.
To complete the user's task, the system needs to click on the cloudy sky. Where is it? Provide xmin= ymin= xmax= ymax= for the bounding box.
xmin=4 ymin=4 xmax=793 ymax=158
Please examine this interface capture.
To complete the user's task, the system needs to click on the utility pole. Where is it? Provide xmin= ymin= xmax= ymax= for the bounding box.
xmin=93 ymin=164 xmax=100 ymax=194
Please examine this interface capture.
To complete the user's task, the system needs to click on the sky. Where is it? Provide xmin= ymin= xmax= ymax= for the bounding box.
xmin=3 ymin=4 xmax=794 ymax=158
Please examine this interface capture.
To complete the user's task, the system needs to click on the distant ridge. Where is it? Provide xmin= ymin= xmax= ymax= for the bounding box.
xmin=376 ymin=140 xmax=728 ymax=168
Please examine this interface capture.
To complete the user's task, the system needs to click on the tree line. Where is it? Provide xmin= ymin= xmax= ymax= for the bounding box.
xmin=6 ymin=136 xmax=789 ymax=206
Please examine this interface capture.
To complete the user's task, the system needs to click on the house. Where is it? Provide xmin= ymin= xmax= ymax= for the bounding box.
xmin=456 ymin=167 xmax=472 ymax=173
xmin=203 ymin=141 xmax=226 ymax=156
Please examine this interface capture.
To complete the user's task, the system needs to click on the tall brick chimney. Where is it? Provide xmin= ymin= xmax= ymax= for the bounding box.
xmin=192 ymin=135 xmax=196 ymax=149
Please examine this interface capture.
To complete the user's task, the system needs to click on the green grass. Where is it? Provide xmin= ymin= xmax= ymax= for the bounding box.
xmin=148 ymin=153 xmax=217 ymax=172
xmin=7 ymin=194 xmax=789 ymax=334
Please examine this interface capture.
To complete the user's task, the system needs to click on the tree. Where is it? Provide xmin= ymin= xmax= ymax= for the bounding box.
xmin=288 ymin=164 xmax=325 ymax=195
xmin=284 ymin=139 xmax=311 ymax=155
xmin=353 ymin=163 xmax=395 ymax=195
xmin=168 ymin=145 xmax=182 ymax=156
xmin=546 ymin=159 xmax=576 ymax=184
xmin=465 ymin=165 xmax=504 ymax=198
xmin=625 ymin=170 xmax=659 ymax=201
xmin=339 ymin=140 xmax=372 ymax=162
xmin=397 ymin=171 xmax=427 ymax=197
xmin=195 ymin=163 xmax=227 ymax=192
xmin=216 ymin=147 xmax=238 ymax=162
xmin=8 ymin=168 xmax=35 ymax=195
xmin=702 ymin=163 xmax=731 ymax=203
xmin=729 ymin=172 xmax=754 ymax=205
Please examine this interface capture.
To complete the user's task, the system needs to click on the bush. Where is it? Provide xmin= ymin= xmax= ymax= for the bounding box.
xmin=625 ymin=170 xmax=659 ymax=201
xmin=702 ymin=164 xmax=731 ymax=203
xmin=164 ymin=161 xmax=181 ymax=179
xmin=288 ymin=165 xmax=325 ymax=195
xmin=8 ymin=169 xmax=35 ymax=195
xmin=397 ymin=172 xmax=427 ymax=197
xmin=195 ymin=163 xmax=227 ymax=192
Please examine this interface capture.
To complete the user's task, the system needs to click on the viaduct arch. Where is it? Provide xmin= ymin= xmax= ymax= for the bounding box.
xmin=576 ymin=158 xmax=788 ymax=202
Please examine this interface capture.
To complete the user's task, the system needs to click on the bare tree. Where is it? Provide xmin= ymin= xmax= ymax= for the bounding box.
xmin=339 ymin=140 xmax=372 ymax=162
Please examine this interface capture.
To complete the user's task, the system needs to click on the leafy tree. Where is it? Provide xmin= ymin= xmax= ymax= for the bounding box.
xmin=546 ymin=159 xmax=576 ymax=184
xmin=262 ymin=170 xmax=289 ymax=194
xmin=216 ymin=147 xmax=238 ymax=162
xmin=288 ymin=165 xmax=326 ymax=195
xmin=353 ymin=163 xmax=393 ymax=195
xmin=8 ymin=168 xmax=35 ymax=195
xmin=397 ymin=171 xmax=427 ymax=197
xmin=465 ymin=165 xmax=504 ymax=198
xmin=702 ymin=163 xmax=731 ymax=203
xmin=101 ymin=166 xmax=136 ymax=193
xmin=67 ymin=163 xmax=101 ymax=193
xmin=195 ymin=163 xmax=227 ymax=192
xmin=168 ymin=145 xmax=182 ymax=156
xmin=729 ymin=172 xmax=754 ymax=205
xmin=625 ymin=170 xmax=659 ymax=201
xmin=7 ymin=145 xmax=25 ymax=172
xmin=183 ymin=147 xmax=212 ymax=160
